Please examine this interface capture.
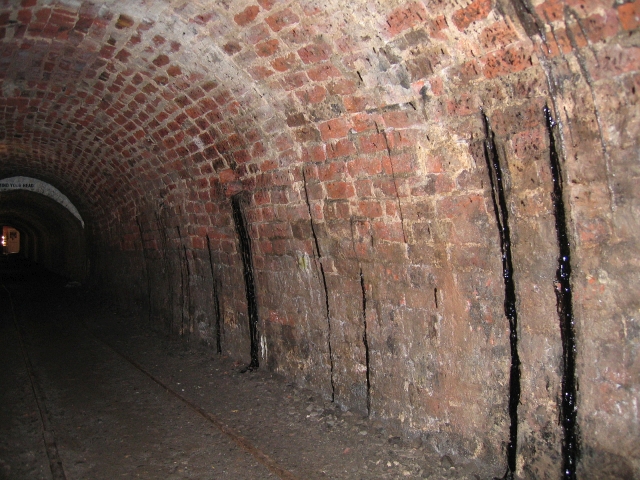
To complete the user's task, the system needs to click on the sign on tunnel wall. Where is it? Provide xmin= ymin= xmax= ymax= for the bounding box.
xmin=0 ymin=176 xmax=84 ymax=228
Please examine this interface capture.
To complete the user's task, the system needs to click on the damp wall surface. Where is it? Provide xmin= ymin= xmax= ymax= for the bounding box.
xmin=2 ymin=0 xmax=639 ymax=477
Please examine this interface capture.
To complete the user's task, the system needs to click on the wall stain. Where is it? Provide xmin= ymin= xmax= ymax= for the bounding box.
xmin=360 ymin=268 xmax=371 ymax=416
xmin=155 ymin=211 xmax=175 ymax=334
xmin=206 ymin=234 xmax=223 ymax=354
xmin=135 ymin=215 xmax=152 ymax=324
xmin=483 ymin=111 xmax=521 ymax=480
xmin=301 ymin=168 xmax=335 ymax=402
xmin=545 ymin=106 xmax=579 ymax=480
xmin=231 ymin=194 xmax=259 ymax=371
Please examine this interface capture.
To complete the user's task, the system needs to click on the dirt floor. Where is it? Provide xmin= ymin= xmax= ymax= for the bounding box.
xmin=0 ymin=257 xmax=502 ymax=479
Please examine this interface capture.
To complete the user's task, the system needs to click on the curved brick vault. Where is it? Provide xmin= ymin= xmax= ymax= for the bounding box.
xmin=1 ymin=0 xmax=639 ymax=477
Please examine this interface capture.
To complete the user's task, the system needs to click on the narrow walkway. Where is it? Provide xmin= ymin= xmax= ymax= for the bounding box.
xmin=0 ymin=257 xmax=493 ymax=479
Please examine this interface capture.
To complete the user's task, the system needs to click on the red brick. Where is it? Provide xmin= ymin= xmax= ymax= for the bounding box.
xmin=482 ymin=44 xmax=533 ymax=79
xmin=249 ymin=65 xmax=275 ymax=80
xmin=582 ymin=12 xmax=619 ymax=43
xmin=258 ymin=0 xmax=277 ymax=10
xmin=328 ymin=78 xmax=357 ymax=96
xmin=295 ymin=84 xmax=326 ymax=103
xmin=428 ymin=15 xmax=448 ymax=39
xmin=245 ymin=23 xmax=271 ymax=44
xmin=298 ymin=43 xmax=331 ymax=64
xmin=618 ymin=1 xmax=640 ymax=31
xmin=535 ymin=0 xmax=564 ymax=22
xmin=152 ymin=54 xmax=170 ymax=67
xmin=479 ymin=20 xmax=519 ymax=51
xmin=274 ymin=133 xmax=294 ymax=151
xmin=342 ymin=97 xmax=367 ymax=113
xmin=437 ymin=194 xmax=486 ymax=219
xmin=318 ymin=117 xmax=350 ymax=140
xmin=307 ymin=63 xmax=341 ymax=81
xmin=383 ymin=110 xmax=421 ymax=128
xmin=255 ymin=38 xmax=279 ymax=57
xmin=452 ymin=0 xmax=492 ymax=31
xmin=234 ymin=5 xmax=260 ymax=26
xmin=265 ymin=8 xmax=300 ymax=32
xmin=271 ymin=53 xmax=298 ymax=71
xmin=223 ymin=41 xmax=242 ymax=55
xmin=326 ymin=181 xmax=355 ymax=199
xmin=359 ymin=133 xmax=387 ymax=154
xmin=318 ymin=161 xmax=347 ymax=181
xmin=281 ymin=25 xmax=316 ymax=44
xmin=373 ymin=221 xmax=405 ymax=243
xmin=327 ymin=139 xmax=356 ymax=159
xmin=594 ymin=44 xmax=640 ymax=79
xmin=359 ymin=200 xmax=384 ymax=218
xmin=511 ymin=128 xmax=546 ymax=160
xmin=348 ymin=156 xmax=383 ymax=177
xmin=385 ymin=1 xmax=428 ymax=37
xmin=115 ymin=49 xmax=131 ymax=62
xmin=302 ymin=145 xmax=326 ymax=163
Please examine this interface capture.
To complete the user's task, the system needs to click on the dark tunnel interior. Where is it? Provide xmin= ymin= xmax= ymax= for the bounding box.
xmin=0 ymin=189 xmax=88 ymax=281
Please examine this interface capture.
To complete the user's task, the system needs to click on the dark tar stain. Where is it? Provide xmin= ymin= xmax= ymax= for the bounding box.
xmin=482 ymin=111 xmax=521 ymax=480
xmin=360 ymin=268 xmax=371 ymax=416
xmin=206 ymin=234 xmax=223 ymax=355
xmin=545 ymin=106 xmax=579 ymax=480
xmin=231 ymin=194 xmax=259 ymax=371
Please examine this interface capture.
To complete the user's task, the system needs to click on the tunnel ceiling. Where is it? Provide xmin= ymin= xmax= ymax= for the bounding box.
xmin=4 ymin=0 xmax=630 ymax=241
xmin=1 ymin=0 xmax=430 ymax=237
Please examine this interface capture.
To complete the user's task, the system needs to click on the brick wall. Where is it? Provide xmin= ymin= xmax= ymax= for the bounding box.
xmin=1 ymin=0 xmax=639 ymax=476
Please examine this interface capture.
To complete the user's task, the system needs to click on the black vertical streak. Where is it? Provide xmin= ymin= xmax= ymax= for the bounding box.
xmin=482 ymin=111 xmax=521 ymax=480
xmin=545 ymin=106 xmax=579 ymax=480
xmin=206 ymin=234 xmax=223 ymax=355
xmin=380 ymin=127 xmax=408 ymax=243
xmin=301 ymin=169 xmax=335 ymax=401
xmin=183 ymin=244 xmax=192 ymax=339
xmin=433 ymin=287 xmax=438 ymax=309
xmin=360 ymin=268 xmax=371 ymax=416
xmin=301 ymin=170 xmax=323 ymax=258
xmin=231 ymin=194 xmax=259 ymax=371
xmin=155 ymin=212 xmax=174 ymax=334
xmin=176 ymin=226 xmax=186 ymax=338
xmin=135 ymin=216 xmax=152 ymax=324
xmin=509 ymin=0 xmax=548 ymax=44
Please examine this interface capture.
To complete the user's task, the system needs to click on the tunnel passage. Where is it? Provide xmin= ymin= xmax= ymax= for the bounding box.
xmin=0 ymin=189 xmax=88 ymax=281
xmin=1 ymin=0 xmax=639 ymax=477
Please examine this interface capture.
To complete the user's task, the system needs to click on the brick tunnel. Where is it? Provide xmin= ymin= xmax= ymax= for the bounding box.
xmin=1 ymin=0 xmax=639 ymax=478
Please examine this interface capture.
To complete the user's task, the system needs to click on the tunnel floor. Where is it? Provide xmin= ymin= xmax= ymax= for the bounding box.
xmin=0 ymin=256 xmax=495 ymax=479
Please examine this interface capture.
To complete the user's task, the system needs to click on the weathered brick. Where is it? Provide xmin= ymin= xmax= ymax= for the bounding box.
xmin=265 ymin=8 xmax=299 ymax=32
xmin=452 ymin=0 xmax=492 ymax=31
xmin=482 ymin=44 xmax=533 ymax=79
xmin=318 ymin=117 xmax=350 ymax=140
xmin=255 ymin=38 xmax=279 ymax=57
xmin=385 ymin=1 xmax=428 ymax=37
xmin=618 ymin=1 xmax=640 ymax=31
xmin=234 ymin=5 xmax=260 ymax=26
xmin=298 ymin=42 xmax=331 ymax=64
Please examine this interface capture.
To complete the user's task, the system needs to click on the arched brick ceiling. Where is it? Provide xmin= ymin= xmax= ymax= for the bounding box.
xmin=1 ymin=0 xmax=634 ymax=242
xmin=0 ymin=0 xmax=518 ymax=232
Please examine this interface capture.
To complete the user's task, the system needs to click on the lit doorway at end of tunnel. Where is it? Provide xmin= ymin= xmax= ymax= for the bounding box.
xmin=1 ymin=226 xmax=20 ymax=255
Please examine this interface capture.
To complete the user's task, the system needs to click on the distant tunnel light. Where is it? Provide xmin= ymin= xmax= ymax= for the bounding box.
xmin=2 ymin=226 xmax=20 ymax=254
